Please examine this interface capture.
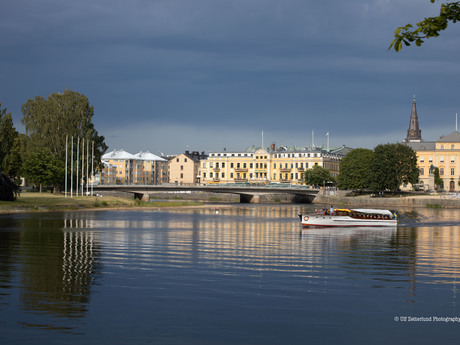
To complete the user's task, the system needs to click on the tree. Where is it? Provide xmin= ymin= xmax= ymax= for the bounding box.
xmin=22 ymin=148 xmax=63 ymax=193
xmin=389 ymin=1 xmax=460 ymax=51
xmin=1 ymin=102 xmax=22 ymax=181
xmin=0 ymin=172 xmax=20 ymax=201
xmin=21 ymin=90 xmax=108 ymax=190
xmin=433 ymin=166 xmax=444 ymax=190
xmin=305 ymin=165 xmax=336 ymax=187
xmin=370 ymin=143 xmax=419 ymax=191
xmin=337 ymin=148 xmax=374 ymax=190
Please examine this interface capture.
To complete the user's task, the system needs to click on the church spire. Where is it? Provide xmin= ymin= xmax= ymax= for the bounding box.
xmin=404 ymin=96 xmax=422 ymax=142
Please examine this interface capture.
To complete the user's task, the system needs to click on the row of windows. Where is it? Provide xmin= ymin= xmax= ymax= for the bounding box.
xmin=420 ymin=156 xmax=456 ymax=163
xmin=210 ymin=153 xmax=253 ymax=157
xmin=202 ymin=172 xmax=305 ymax=180
xmin=204 ymin=162 xmax=312 ymax=169
xmin=420 ymin=167 xmax=455 ymax=176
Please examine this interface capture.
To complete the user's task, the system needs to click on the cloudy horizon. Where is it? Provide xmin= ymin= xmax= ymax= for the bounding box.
xmin=2 ymin=0 xmax=459 ymax=155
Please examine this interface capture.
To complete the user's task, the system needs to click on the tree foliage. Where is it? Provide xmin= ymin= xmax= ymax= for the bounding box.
xmin=370 ymin=143 xmax=419 ymax=191
xmin=22 ymin=148 xmax=63 ymax=193
xmin=1 ymin=102 xmax=22 ymax=180
xmin=432 ymin=166 xmax=444 ymax=189
xmin=21 ymin=90 xmax=108 ymax=189
xmin=305 ymin=165 xmax=336 ymax=187
xmin=337 ymin=148 xmax=374 ymax=190
xmin=0 ymin=172 xmax=20 ymax=201
xmin=389 ymin=1 xmax=460 ymax=51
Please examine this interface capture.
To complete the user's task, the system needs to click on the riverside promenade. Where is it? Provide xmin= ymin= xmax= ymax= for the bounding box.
xmin=315 ymin=190 xmax=460 ymax=209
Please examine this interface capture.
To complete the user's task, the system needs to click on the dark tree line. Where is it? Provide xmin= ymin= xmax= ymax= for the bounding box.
xmin=337 ymin=143 xmax=419 ymax=192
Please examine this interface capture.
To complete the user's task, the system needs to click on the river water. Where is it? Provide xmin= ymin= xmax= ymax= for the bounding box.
xmin=1 ymin=204 xmax=460 ymax=344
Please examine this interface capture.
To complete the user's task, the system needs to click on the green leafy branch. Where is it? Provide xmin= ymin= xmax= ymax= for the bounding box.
xmin=389 ymin=1 xmax=460 ymax=51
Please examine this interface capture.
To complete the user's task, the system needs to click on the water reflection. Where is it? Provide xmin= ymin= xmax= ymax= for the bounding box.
xmin=1 ymin=206 xmax=460 ymax=342
xmin=0 ymin=214 xmax=101 ymax=332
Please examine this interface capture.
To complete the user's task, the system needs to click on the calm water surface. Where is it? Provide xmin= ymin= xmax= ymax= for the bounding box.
xmin=1 ymin=204 xmax=460 ymax=344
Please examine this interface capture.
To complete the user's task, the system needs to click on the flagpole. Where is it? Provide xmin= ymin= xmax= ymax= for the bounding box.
xmin=76 ymin=136 xmax=79 ymax=197
xmin=81 ymin=138 xmax=85 ymax=196
xmin=86 ymin=139 xmax=89 ymax=195
xmin=71 ymin=136 xmax=73 ymax=198
xmin=65 ymin=135 xmax=68 ymax=198
xmin=91 ymin=141 xmax=94 ymax=196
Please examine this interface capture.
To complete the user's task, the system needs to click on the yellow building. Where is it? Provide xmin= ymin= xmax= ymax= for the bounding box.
xmin=200 ymin=145 xmax=345 ymax=185
xmin=406 ymin=132 xmax=460 ymax=191
xmin=169 ymin=151 xmax=208 ymax=185
xmin=403 ymin=99 xmax=460 ymax=191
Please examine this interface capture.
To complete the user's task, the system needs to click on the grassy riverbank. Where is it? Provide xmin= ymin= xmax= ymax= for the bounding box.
xmin=0 ymin=192 xmax=204 ymax=214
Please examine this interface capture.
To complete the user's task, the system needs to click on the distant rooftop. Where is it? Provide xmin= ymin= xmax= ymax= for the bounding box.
xmin=103 ymin=149 xmax=166 ymax=161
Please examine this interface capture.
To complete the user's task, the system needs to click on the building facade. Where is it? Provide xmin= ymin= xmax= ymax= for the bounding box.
xmin=95 ymin=149 xmax=168 ymax=185
xmin=200 ymin=145 xmax=345 ymax=185
xmin=403 ymin=100 xmax=460 ymax=191
xmin=169 ymin=151 xmax=208 ymax=185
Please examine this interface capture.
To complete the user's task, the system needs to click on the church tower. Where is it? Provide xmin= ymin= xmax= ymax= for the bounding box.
xmin=404 ymin=96 xmax=422 ymax=142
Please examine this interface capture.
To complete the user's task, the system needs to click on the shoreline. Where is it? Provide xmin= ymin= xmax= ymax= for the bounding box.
xmin=0 ymin=193 xmax=228 ymax=215
xmin=314 ymin=191 xmax=460 ymax=209
xmin=2 ymin=191 xmax=460 ymax=215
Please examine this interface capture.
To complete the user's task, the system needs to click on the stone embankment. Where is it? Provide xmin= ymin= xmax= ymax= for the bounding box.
xmin=314 ymin=190 xmax=460 ymax=209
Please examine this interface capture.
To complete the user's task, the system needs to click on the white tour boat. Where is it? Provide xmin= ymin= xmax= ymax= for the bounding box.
xmin=299 ymin=208 xmax=397 ymax=228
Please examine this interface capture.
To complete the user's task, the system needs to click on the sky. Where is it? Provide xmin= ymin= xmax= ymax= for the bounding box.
xmin=1 ymin=0 xmax=460 ymax=155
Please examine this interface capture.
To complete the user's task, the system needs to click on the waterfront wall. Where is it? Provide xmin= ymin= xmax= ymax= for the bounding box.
xmin=314 ymin=190 xmax=460 ymax=209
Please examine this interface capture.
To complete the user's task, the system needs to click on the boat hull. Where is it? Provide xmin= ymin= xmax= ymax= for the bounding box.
xmin=300 ymin=214 xmax=397 ymax=228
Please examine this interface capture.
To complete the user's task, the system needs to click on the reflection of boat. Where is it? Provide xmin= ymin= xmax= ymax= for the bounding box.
xmin=299 ymin=208 xmax=397 ymax=228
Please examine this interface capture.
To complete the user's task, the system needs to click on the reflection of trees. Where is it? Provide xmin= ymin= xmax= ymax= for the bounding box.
xmin=0 ymin=218 xmax=21 ymax=303
xmin=16 ymin=216 xmax=101 ymax=326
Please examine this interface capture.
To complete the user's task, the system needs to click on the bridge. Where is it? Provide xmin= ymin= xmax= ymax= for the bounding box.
xmin=92 ymin=185 xmax=320 ymax=203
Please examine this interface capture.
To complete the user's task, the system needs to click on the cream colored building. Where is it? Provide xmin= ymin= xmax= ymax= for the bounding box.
xmin=403 ymin=99 xmax=460 ymax=192
xmin=200 ymin=145 xmax=345 ymax=185
xmin=95 ymin=149 xmax=168 ymax=185
xmin=169 ymin=151 xmax=208 ymax=185
xmin=406 ymin=132 xmax=460 ymax=191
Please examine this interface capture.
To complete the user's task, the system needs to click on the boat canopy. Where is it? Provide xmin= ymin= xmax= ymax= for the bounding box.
xmin=350 ymin=209 xmax=393 ymax=217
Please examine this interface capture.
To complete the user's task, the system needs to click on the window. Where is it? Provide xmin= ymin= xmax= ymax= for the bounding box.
xmin=180 ymin=173 xmax=183 ymax=178
xmin=440 ymin=156 xmax=444 ymax=163
xmin=222 ymin=162 xmax=225 ymax=168
xmin=451 ymin=168 xmax=455 ymax=176
xmin=230 ymin=163 xmax=234 ymax=168
xmin=420 ymin=168 xmax=424 ymax=176
xmin=452 ymin=145 xmax=455 ymax=149
xmin=429 ymin=156 xmax=433 ymax=163
xmin=440 ymin=168 xmax=444 ymax=176
xmin=451 ymin=156 xmax=455 ymax=163
xmin=181 ymin=165 xmax=183 ymax=170
xmin=176 ymin=158 xmax=179 ymax=162
xmin=420 ymin=156 xmax=424 ymax=163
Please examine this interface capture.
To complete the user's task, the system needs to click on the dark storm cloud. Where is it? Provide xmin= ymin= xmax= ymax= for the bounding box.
xmin=1 ymin=0 xmax=459 ymax=153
